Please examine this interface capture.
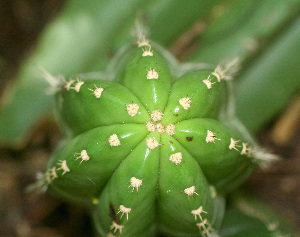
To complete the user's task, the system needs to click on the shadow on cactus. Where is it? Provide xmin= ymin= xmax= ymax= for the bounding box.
xmin=33 ymin=35 xmax=277 ymax=237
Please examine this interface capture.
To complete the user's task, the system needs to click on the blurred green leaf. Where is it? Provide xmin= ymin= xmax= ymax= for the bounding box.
xmin=146 ymin=0 xmax=222 ymax=46
xmin=221 ymin=208 xmax=274 ymax=237
xmin=220 ymin=190 xmax=298 ymax=237
xmin=189 ymin=0 xmax=300 ymax=64
xmin=236 ymin=15 xmax=300 ymax=133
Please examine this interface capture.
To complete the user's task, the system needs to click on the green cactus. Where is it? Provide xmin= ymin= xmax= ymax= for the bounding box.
xmin=38 ymin=35 xmax=275 ymax=237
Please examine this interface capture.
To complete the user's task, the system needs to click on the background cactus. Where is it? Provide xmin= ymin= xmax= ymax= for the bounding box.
xmin=37 ymin=37 xmax=275 ymax=236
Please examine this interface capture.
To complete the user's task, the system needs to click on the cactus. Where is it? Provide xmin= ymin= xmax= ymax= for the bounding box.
xmin=38 ymin=36 xmax=276 ymax=237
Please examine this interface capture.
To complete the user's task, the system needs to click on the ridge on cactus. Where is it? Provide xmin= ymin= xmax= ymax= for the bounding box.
xmin=33 ymin=33 xmax=278 ymax=237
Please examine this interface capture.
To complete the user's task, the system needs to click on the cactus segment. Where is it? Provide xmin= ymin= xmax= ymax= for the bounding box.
xmin=175 ymin=118 xmax=255 ymax=192
xmin=157 ymin=134 xmax=224 ymax=236
xmin=46 ymin=124 xmax=148 ymax=205
xmin=120 ymin=46 xmax=172 ymax=113
xmin=162 ymin=71 xmax=223 ymax=124
xmin=93 ymin=132 xmax=160 ymax=237
xmin=55 ymin=80 xmax=150 ymax=136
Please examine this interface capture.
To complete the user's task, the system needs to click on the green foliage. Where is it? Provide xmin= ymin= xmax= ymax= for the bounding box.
xmin=220 ymin=190 xmax=298 ymax=237
xmin=236 ymin=17 xmax=300 ymax=132
xmin=189 ymin=0 xmax=300 ymax=64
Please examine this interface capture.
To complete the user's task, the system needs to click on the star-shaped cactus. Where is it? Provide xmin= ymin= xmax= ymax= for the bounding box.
xmin=41 ymin=38 xmax=271 ymax=237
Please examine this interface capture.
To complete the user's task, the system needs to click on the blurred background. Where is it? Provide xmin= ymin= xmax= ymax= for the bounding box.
xmin=0 ymin=0 xmax=299 ymax=236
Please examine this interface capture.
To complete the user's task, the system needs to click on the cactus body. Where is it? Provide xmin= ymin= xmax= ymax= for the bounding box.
xmin=43 ymin=39 xmax=259 ymax=237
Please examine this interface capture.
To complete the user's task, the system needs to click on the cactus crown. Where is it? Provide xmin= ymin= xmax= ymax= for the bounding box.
xmin=38 ymin=36 xmax=272 ymax=237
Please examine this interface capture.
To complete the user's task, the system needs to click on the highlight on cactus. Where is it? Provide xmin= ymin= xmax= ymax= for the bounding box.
xmin=31 ymin=33 xmax=279 ymax=237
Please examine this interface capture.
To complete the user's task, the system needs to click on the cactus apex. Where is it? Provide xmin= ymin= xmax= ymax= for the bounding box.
xmin=151 ymin=110 xmax=163 ymax=121
xmin=156 ymin=123 xmax=165 ymax=133
xmin=146 ymin=122 xmax=155 ymax=132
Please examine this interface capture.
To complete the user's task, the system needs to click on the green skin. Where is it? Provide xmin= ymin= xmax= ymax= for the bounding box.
xmin=45 ymin=41 xmax=256 ymax=237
